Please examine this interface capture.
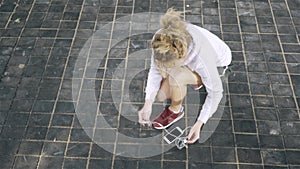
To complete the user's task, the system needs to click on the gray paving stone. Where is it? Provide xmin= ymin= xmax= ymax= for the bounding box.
xmin=0 ymin=0 xmax=299 ymax=168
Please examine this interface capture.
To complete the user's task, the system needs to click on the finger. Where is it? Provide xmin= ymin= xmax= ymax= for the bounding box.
xmin=147 ymin=120 xmax=152 ymax=125
xmin=186 ymin=131 xmax=196 ymax=143
xmin=139 ymin=120 xmax=146 ymax=124
xmin=186 ymin=139 xmax=196 ymax=144
xmin=187 ymin=130 xmax=194 ymax=140
xmin=138 ymin=121 xmax=144 ymax=126
xmin=138 ymin=118 xmax=146 ymax=126
xmin=146 ymin=122 xmax=151 ymax=126
xmin=187 ymin=135 xmax=200 ymax=144
xmin=139 ymin=120 xmax=151 ymax=126
xmin=186 ymin=136 xmax=198 ymax=144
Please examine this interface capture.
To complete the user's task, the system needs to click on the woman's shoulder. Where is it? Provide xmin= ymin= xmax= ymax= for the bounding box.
xmin=187 ymin=23 xmax=213 ymax=35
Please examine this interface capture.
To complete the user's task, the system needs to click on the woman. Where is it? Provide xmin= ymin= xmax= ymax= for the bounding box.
xmin=138 ymin=9 xmax=232 ymax=144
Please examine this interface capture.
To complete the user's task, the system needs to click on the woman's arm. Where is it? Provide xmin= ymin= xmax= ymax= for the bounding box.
xmin=145 ymin=53 xmax=163 ymax=103
xmin=197 ymin=72 xmax=223 ymax=123
xmin=187 ymin=65 xmax=223 ymax=143
xmin=138 ymin=52 xmax=163 ymax=126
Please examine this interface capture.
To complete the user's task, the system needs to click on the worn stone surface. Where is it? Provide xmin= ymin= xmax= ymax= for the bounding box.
xmin=0 ymin=0 xmax=299 ymax=168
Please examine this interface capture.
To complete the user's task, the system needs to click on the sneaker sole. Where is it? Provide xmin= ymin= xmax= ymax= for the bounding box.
xmin=153 ymin=112 xmax=185 ymax=130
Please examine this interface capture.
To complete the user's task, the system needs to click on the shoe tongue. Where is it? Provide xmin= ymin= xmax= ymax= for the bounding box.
xmin=161 ymin=108 xmax=172 ymax=118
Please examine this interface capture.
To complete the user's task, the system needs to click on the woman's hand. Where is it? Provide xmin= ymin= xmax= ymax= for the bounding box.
xmin=187 ymin=120 xmax=204 ymax=144
xmin=138 ymin=100 xmax=153 ymax=126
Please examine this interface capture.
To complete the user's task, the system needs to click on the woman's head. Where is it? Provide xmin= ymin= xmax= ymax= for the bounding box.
xmin=152 ymin=9 xmax=191 ymax=66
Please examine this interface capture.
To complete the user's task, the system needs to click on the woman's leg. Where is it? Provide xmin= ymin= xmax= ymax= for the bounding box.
xmin=156 ymin=78 xmax=171 ymax=102
xmin=152 ymin=66 xmax=202 ymax=129
xmin=156 ymin=66 xmax=202 ymax=110
xmin=167 ymin=67 xmax=202 ymax=112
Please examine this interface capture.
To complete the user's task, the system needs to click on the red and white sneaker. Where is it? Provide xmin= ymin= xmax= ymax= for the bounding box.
xmin=152 ymin=106 xmax=184 ymax=130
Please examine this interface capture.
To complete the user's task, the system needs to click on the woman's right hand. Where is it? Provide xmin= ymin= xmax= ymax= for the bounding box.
xmin=138 ymin=100 xmax=153 ymax=126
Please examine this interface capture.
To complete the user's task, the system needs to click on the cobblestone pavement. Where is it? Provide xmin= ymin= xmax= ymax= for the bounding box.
xmin=0 ymin=0 xmax=299 ymax=168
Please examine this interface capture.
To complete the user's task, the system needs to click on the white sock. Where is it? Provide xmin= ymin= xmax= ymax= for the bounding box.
xmin=169 ymin=106 xmax=183 ymax=114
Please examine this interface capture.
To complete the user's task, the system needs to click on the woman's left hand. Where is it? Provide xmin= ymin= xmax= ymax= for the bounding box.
xmin=186 ymin=120 xmax=204 ymax=144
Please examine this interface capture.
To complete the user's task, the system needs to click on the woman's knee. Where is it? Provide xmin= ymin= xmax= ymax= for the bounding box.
xmin=168 ymin=69 xmax=186 ymax=86
xmin=168 ymin=67 xmax=199 ymax=86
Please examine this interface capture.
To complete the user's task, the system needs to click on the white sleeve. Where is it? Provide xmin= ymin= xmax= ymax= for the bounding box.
xmin=186 ymin=24 xmax=225 ymax=123
xmin=196 ymin=64 xmax=223 ymax=124
xmin=145 ymin=52 xmax=163 ymax=102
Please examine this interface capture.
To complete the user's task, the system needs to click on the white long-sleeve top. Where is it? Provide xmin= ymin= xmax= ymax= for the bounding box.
xmin=145 ymin=24 xmax=232 ymax=123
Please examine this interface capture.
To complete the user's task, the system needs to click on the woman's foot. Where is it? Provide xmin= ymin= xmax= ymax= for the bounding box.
xmin=152 ymin=106 xmax=184 ymax=129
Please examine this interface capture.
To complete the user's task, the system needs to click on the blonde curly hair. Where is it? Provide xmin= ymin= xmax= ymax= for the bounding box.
xmin=152 ymin=8 xmax=191 ymax=67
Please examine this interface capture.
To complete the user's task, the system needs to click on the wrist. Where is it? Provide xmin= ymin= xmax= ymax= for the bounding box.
xmin=195 ymin=120 xmax=204 ymax=129
xmin=143 ymin=100 xmax=153 ymax=110
xmin=145 ymin=99 xmax=153 ymax=106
